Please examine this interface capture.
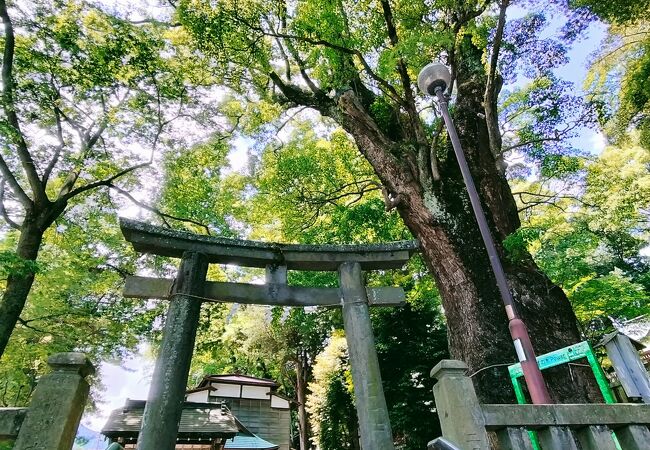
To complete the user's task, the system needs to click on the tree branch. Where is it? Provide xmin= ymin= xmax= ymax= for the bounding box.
xmin=269 ymin=71 xmax=332 ymax=112
xmin=379 ymin=1 xmax=418 ymax=129
xmin=517 ymin=200 xmax=566 ymax=214
xmin=0 ymin=151 xmax=31 ymax=206
xmin=284 ymin=39 xmax=323 ymax=96
xmin=129 ymin=18 xmax=181 ymax=27
xmin=0 ymin=0 xmax=47 ymax=205
xmin=275 ymin=37 xmax=293 ymax=82
xmin=379 ymin=183 xmax=405 ymax=211
xmin=56 ymin=114 xmax=115 ymax=200
xmin=85 ymin=119 xmax=108 ymax=151
xmin=16 ymin=317 xmax=51 ymax=335
xmin=273 ymin=106 xmax=308 ymax=144
xmin=59 ymin=161 xmax=150 ymax=202
xmin=593 ymin=38 xmax=648 ymax=66
xmin=102 ymin=262 xmax=134 ymax=278
xmin=379 ymin=0 xmax=431 ymax=188
xmin=513 ymin=190 xmax=598 ymax=213
xmin=503 ymin=135 xmax=561 ymax=152
xmin=236 ymin=17 xmax=405 ymax=106
xmin=19 ymin=312 xmax=86 ymax=324
xmin=503 ymin=114 xmax=586 ymax=152
xmin=299 ymin=179 xmax=381 ymax=207
xmin=108 ymin=183 xmax=213 ymax=235
xmin=42 ymin=107 xmax=65 ymax=187
xmin=0 ymin=178 xmax=20 ymax=229
xmin=484 ymin=0 xmax=509 ymax=167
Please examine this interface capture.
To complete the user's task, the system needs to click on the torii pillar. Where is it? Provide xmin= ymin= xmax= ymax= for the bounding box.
xmin=136 ymin=252 xmax=208 ymax=450
xmin=339 ymin=261 xmax=395 ymax=447
xmin=119 ymin=218 xmax=418 ymax=450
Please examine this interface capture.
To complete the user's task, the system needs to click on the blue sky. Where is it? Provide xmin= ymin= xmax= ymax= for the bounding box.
xmin=552 ymin=18 xmax=608 ymax=154
xmin=506 ymin=4 xmax=609 ymax=154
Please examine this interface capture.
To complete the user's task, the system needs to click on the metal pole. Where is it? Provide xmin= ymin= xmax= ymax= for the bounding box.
xmin=435 ymin=87 xmax=552 ymax=404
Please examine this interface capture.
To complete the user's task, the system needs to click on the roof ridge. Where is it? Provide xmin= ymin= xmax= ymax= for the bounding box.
xmin=206 ymin=373 xmax=277 ymax=381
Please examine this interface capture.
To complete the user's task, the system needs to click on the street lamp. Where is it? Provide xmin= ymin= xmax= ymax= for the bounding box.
xmin=417 ymin=62 xmax=552 ymax=405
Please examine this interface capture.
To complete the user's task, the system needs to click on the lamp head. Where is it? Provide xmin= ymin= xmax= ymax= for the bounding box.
xmin=417 ymin=63 xmax=451 ymax=96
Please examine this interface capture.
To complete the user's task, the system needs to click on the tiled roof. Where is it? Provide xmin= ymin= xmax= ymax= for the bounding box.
xmin=186 ymin=385 xmax=217 ymax=394
xmin=615 ymin=314 xmax=650 ymax=344
xmin=224 ymin=432 xmax=279 ymax=450
xmin=200 ymin=374 xmax=279 ymax=388
xmin=101 ymin=401 xmax=240 ymax=440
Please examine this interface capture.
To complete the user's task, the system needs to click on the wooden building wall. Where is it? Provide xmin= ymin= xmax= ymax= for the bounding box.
xmin=224 ymin=397 xmax=291 ymax=450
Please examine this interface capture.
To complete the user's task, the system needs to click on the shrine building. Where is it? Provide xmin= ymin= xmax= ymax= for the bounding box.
xmin=186 ymin=374 xmax=291 ymax=450
xmin=101 ymin=374 xmax=290 ymax=450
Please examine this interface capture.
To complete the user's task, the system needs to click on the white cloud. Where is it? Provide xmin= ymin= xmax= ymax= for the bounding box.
xmin=589 ymin=131 xmax=607 ymax=154
xmin=82 ymin=345 xmax=153 ymax=431
xmin=227 ymin=140 xmax=250 ymax=174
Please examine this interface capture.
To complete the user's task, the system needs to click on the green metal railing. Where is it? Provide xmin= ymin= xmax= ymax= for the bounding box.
xmin=508 ymin=340 xmax=618 ymax=449
xmin=509 ymin=340 xmax=615 ymax=404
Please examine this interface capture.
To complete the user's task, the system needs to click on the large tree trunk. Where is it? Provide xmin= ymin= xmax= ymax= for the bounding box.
xmin=330 ymin=60 xmax=600 ymax=404
xmin=0 ymin=213 xmax=44 ymax=358
xmin=0 ymin=202 xmax=63 ymax=360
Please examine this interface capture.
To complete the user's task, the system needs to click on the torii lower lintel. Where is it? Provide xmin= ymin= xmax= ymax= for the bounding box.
xmin=123 ymin=275 xmax=406 ymax=306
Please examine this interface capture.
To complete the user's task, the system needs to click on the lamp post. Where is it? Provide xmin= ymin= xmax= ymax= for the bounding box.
xmin=417 ymin=62 xmax=552 ymax=404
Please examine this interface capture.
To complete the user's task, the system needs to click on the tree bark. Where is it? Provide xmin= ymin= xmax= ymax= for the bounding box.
xmin=0 ymin=213 xmax=44 ymax=358
xmin=0 ymin=202 xmax=64 ymax=359
xmin=324 ymin=56 xmax=600 ymax=404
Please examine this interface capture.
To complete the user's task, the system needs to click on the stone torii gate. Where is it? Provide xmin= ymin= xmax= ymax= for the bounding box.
xmin=119 ymin=218 xmax=418 ymax=450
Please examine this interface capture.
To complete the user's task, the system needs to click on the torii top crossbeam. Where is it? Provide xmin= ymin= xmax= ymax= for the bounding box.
xmin=120 ymin=218 xmax=419 ymax=271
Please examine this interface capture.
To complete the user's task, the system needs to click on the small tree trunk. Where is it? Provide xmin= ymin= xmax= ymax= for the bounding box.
xmin=0 ymin=214 xmax=44 ymax=358
xmin=296 ymin=353 xmax=311 ymax=449
xmin=348 ymin=417 xmax=361 ymax=450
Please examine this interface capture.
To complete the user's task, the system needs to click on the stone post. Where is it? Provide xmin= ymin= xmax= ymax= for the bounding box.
xmin=13 ymin=352 xmax=95 ymax=450
xmin=339 ymin=261 xmax=395 ymax=450
xmin=430 ymin=360 xmax=489 ymax=450
xmin=604 ymin=333 xmax=650 ymax=403
xmin=137 ymin=251 xmax=209 ymax=450
xmin=537 ymin=426 xmax=579 ymax=449
xmin=616 ymin=425 xmax=650 ymax=449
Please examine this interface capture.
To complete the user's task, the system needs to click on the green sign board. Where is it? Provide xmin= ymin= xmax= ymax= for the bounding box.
xmin=508 ymin=341 xmax=619 ymax=450
xmin=508 ymin=341 xmax=592 ymax=378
